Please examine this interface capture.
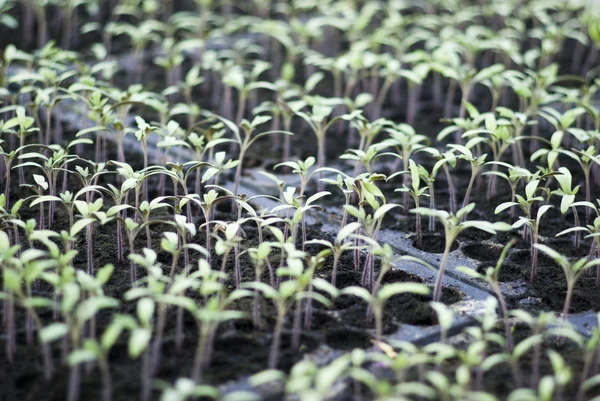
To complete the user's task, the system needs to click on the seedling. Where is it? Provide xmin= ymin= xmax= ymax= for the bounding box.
xmin=556 ymin=202 xmax=600 ymax=286
xmin=2 ymin=106 xmax=39 ymax=184
xmin=393 ymin=160 xmax=430 ymax=248
xmin=305 ymin=222 xmax=361 ymax=287
xmin=341 ymin=282 xmax=430 ymax=341
xmin=295 ymin=99 xmax=360 ymax=191
xmin=496 ymin=179 xmax=553 ymax=282
xmin=412 ymin=204 xmax=511 ymax=302
xmin=458 ymin=240 xmax=516 ymax=351
xmin=553 ymin=167 xmax=583 ymax=250
xmin=243 ymin=279 xmax=322 ymax=369
xmin=534 ymin=244 xmax=600 ymax=319
xmin=247 ymin=242 xmax=273 ymax=328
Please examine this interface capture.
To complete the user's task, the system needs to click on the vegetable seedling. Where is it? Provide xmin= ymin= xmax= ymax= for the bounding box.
xmin=412 ymin=204 xmax=511 ymax=302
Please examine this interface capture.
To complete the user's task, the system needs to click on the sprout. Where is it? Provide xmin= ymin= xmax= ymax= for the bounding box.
xmin=412 ymin=204 xmax=511 ymax=302
xmin=305 ymin=221 xmax=361 ymax=287
xmin=243 ymin=279 xmax=313 ymax=369
xmin=341 ymin=282 xmax=430 ymax=341
xmin=295 ymin=100 xmax=360 ymax=191
xmin=394 ymin=160 xmax=430 ymax=248
xmin=496 ymin=179 xmax=552 ymax=283
xmin=534 ymin=244 xmax=600 ymax=319
xmin=459 ymin=240 xmax=516 ymax=352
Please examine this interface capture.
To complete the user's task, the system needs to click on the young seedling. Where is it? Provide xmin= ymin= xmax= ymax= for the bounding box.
xmin=447 ymin=141 xmax=487 ymax=211
xmin=161 ymin=224 xmax=208 ymax=349
xmin=565 ymin=146 xmax=598 ymax=220
xmin=0 ymin=141 xmax=27 ymax=210
xmin=74 ymin=198 xmax=110 ymax=275
xmin=299 ymin=252 xmax=339 ymax=332
xmin=133 ymin=116 xmax=159 ymax=200
xmin=172 ymin=268 xmax=251 ymax=383
xmin=496 ymin=179 xmax=553 ymax=283
xmin=208 ymin=113 xmax=291 ymax=198
xmin=189 ymin=190 xmax=233 ymax=266
xmin=65 ymin=312 xmax=146 ymax=401
xmin=295 ymin=99 xmax=360 ymax=191
xmin=25 ymin=174 xmax=49 ymax=229
xmin=359 ymin=238 xmax=433 ymax=322
xmin=393 ymin=159 xmax=430 ymax=248
xmin=274 ymin=156 xmax=315 ymax=197
xmin=2 ymin=106 xmax=39 ymax=184
xmin=458 ymin=240 xmax=517 ymax=351
xmin=247 ymin=242 xmax=273 ymax=328
xmin=214 ymin=221 xmax=244 ymax=285
xmin=243 ymin=279 xmax=328 ymax=369
xmin=125 ymin=249 xmax=176 ymax=396
xmin=345 ymin=177 xmax=401 ymax=289
xmin=534 ymin=244 xmax=600 ymax=319
xmin=305 ymin=222 xmax=361 ymax=287
xmin=0 ymin=194 xmax=23 ymax=254
xmin=340 ymin=140 xmax=396 ymax=177
xmin=201 ymin=151 xmax=238 ymax=188
xmin=1 ymin=235 xmax=55 ymax=377
xmin=510 ymin=310 xmax=557 ymax=388
xmin=13 ymin=139 xmax=88 ymax=226
xmin=387 ymin=123 xmax=428 ymax=206
xmin=556 ymin=202 xmax=600 ymax=286
xmin=319 ymin=173 xmax=354 ymax=229
xmin=341 ymin=282 xmax=430 ymax=341
xmin=553 ymin=167 xmax=583 ymax=250
xmin=412 ymin=204 xmax=511 ymax=302
xmin=483 ymin=162 xmax=533 ymax=218
xmin=421 ymin=147 xmax=459 ymax=214
xmin=58 ymin=283 xmax=119 ymax=401
xmin=461 ymin=114 xmax=515 ymax=199
xmin=430 ymin=302 xmax=454 ymax=343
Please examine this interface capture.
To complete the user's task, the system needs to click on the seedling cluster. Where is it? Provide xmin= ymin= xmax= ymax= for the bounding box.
xmin=1 ymin=0 xmax=600 ymax=400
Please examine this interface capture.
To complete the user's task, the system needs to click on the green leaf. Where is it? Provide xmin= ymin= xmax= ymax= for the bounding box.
xmin=39 ymin=323 xmax=68 ymax=343
xmin=137 ymin=298 xmax=155 ymax=326
xmin=473 ymin=64 xmax=505 ymax=83
xmin=340 ymin=286 xmax=371 ymax=302
xmin=68 ymin=349 xmax=97 ymax=366
xmin=430 ymin=302 xmax=453 ymax=331
xmin=525 ymin=180 xmax=539 ymax=200
xmin=33 ymin=174 xmax=48 ymax=190
xmin=249 ymin=370 xmax=285 ymax=387
xmin=30 ymin=195 xmax=62 ymax=207
xmin=461 ymin=221 xmax=512 ymax=234
xmin=536 ymin=205 xmax=553 ymax=226
xmin=559 ymin=194 xmax=575 ymax=215
xmin=304 ymin=191 xmax=330 ymax=207
xmin=3 ymin=269 xmax=21 ymax=291
xmin=582 ymin=374 xmax=600 ymax=392
xmin=241 ymin=282 xmax=278 ymax=300
xmin=456 ymin=203 xmax=476 ymax=219
xmin=223 ymin=391 xmax=262 ymax=401
xmin=410 ymin=208 xmax=448 ymax=219
xmin=128 ymin=328 xmax=151 ymax=358
xmin=96 ymin=264 xmax=114 ymax=285
xmin=533 ymin=244 xmax=568 ymax=268
xmin=76 ymin=296 xmax=119 ymax=323
xmin=374 ymin=203 xmax=401 ymax=221
xmin=71 ymin=218 xmax=95 ymax=237
xmin=101 ymin=321 xmax=124 ymax=350
xmin=495 ymin=202 xmax=517 ymax=214
xmin=513 ymin=334 xmax=542 ymax=360
xmin=336 ymin=222 xmax=361 ymax=243
xmin=377 ymin=283 xmax=430 ymax=301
